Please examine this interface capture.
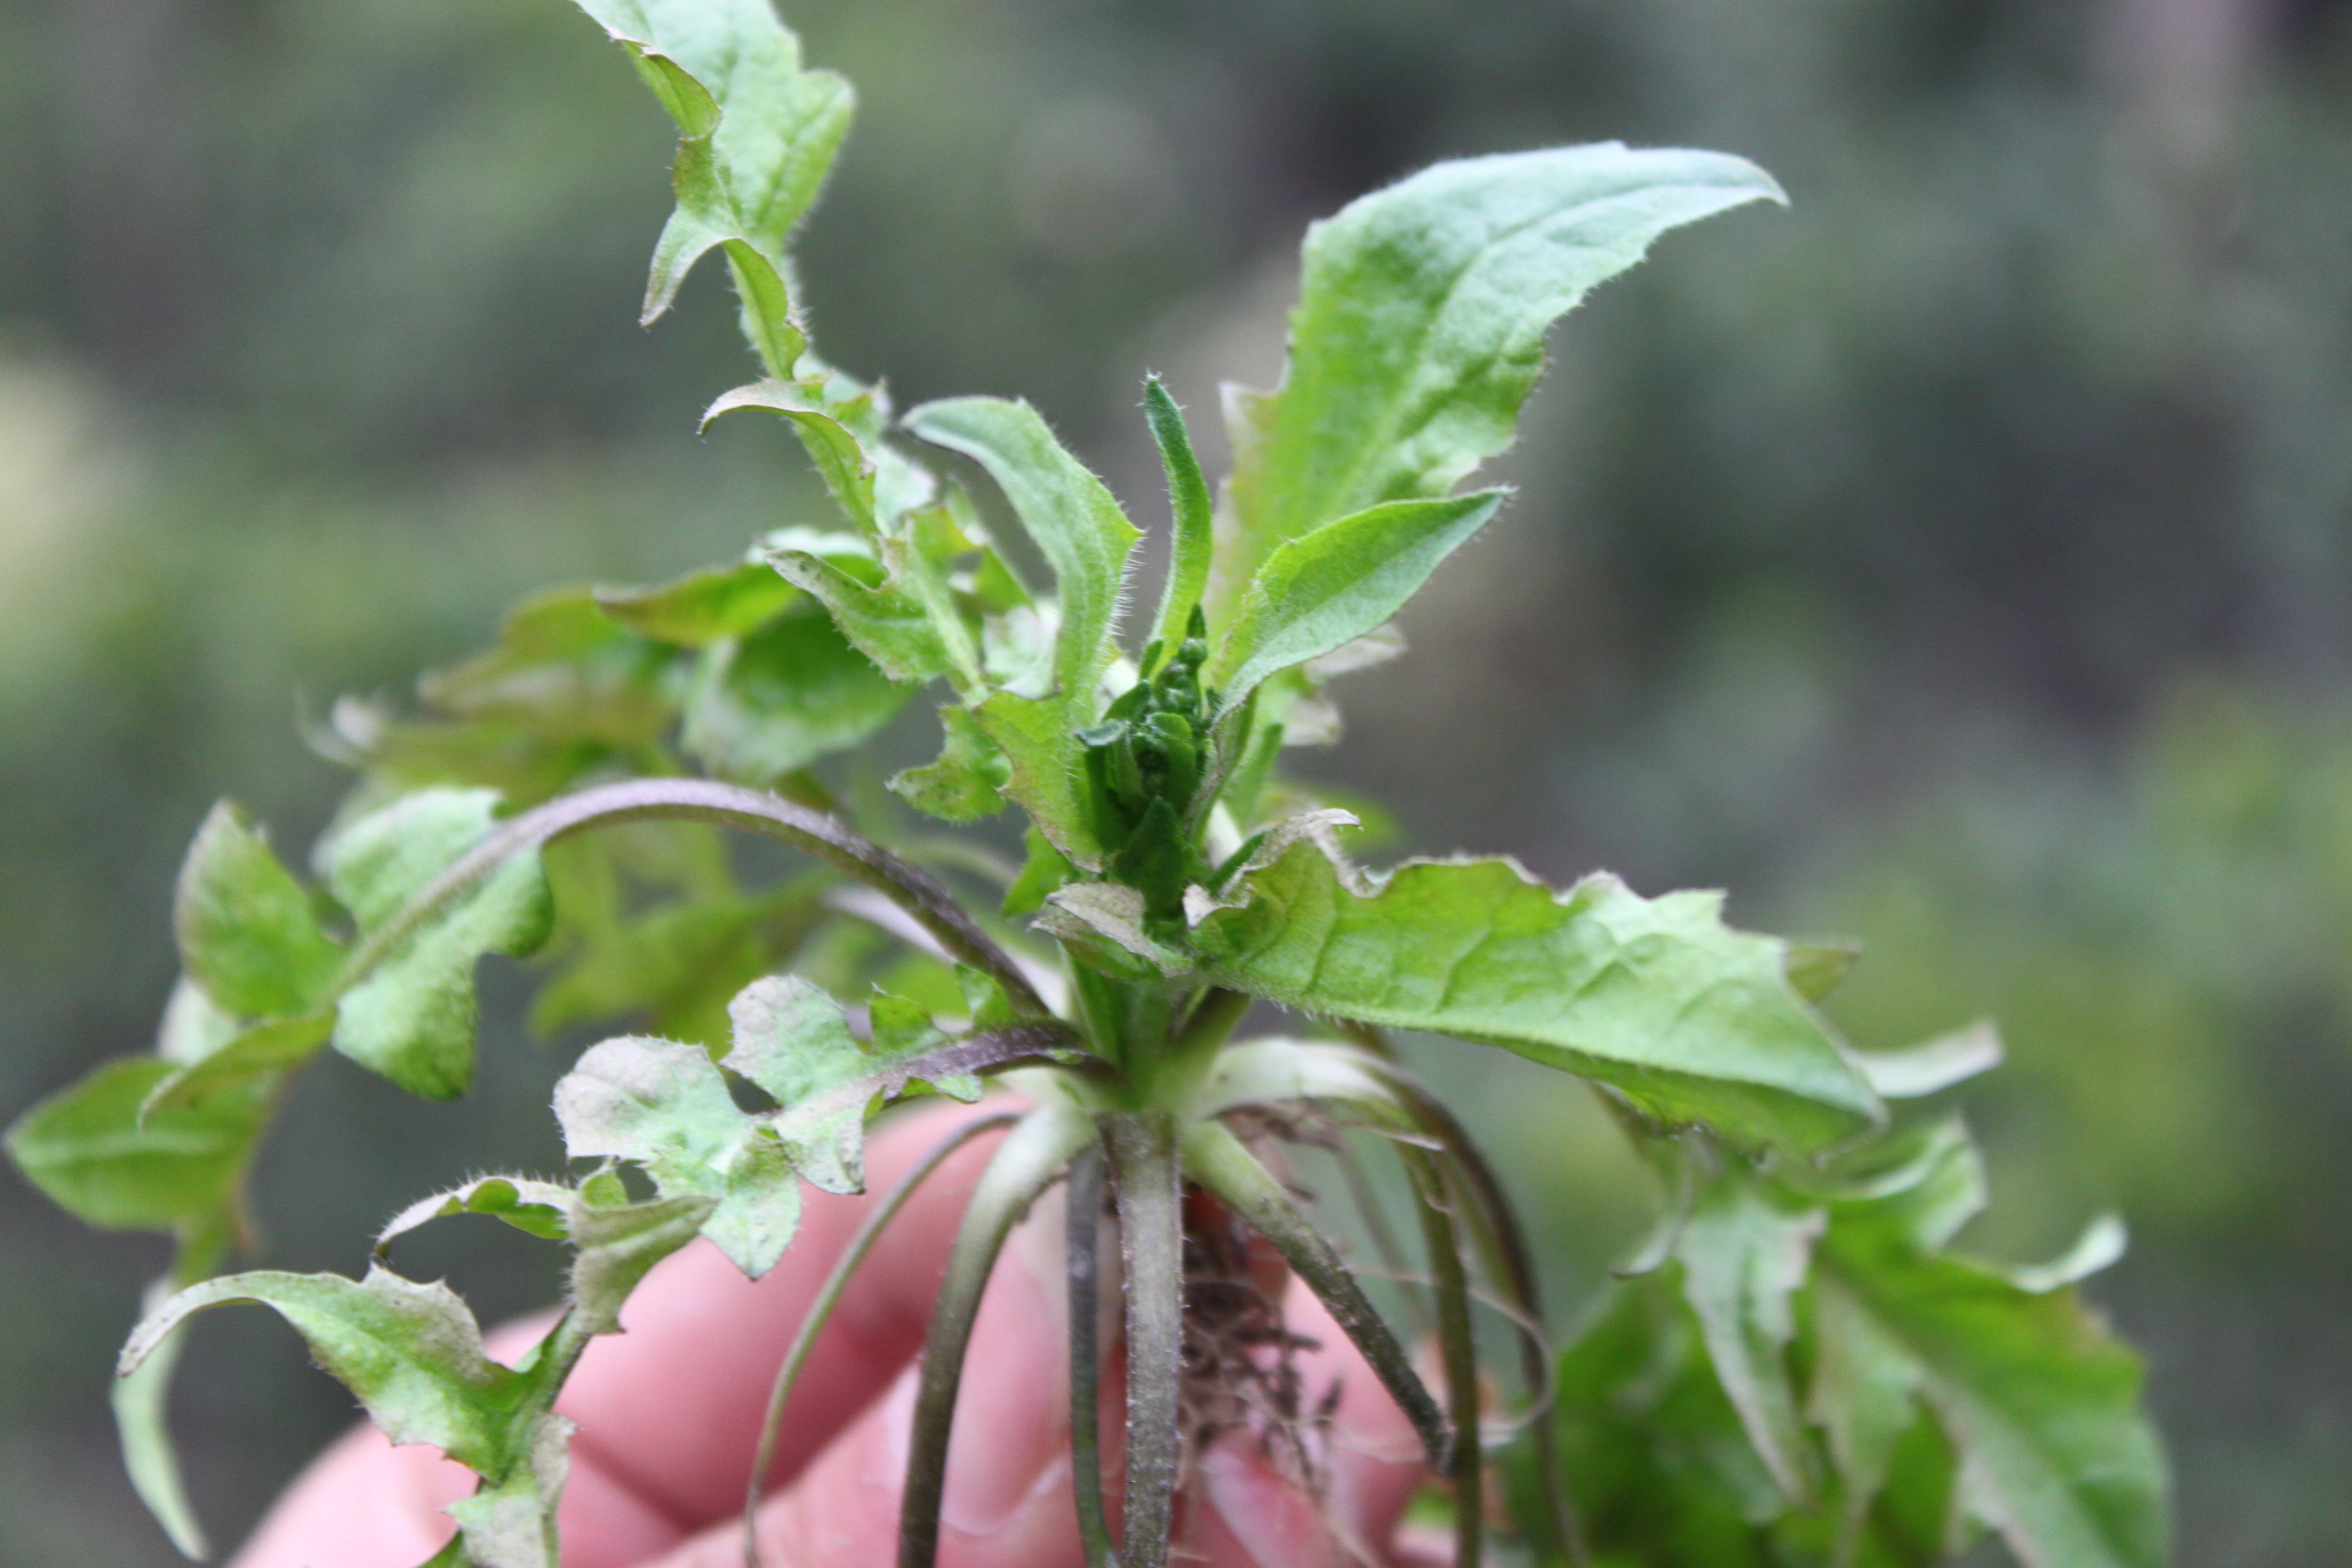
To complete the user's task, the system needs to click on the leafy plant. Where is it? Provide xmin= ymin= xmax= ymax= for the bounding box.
xmin=4 ymin=2 xmax=2169 ymax=1565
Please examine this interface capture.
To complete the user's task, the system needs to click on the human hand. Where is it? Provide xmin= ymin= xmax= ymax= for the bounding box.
xmin=230 ymin=1101 xmax=1441 ymax=1567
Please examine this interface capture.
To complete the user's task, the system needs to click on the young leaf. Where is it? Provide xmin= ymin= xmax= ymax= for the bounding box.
xmin=325 ymin=789 xmax=556 ymax=1099
xmin=889 ymin=706 xmax=1011 ymax=822
xmin=1141 ymin=377 xmax=1214 ymax=660
xmin=1193 ymin=841 xmax=1883 ymax=1151
xmin=704 ymin=379 xmax=880 ymax=533
xmin=552 ymin=1036 xmax=803 ymax=1279
xmin=1219 ymin=144 xmax=1785 ymax=594
xmin=1208 ymin=489 xmax=1506 ymax=709
xmin=175 ymin=802 xmax=345 ymax=1020
xmin=976 ymin=690 xmax=1109 ymax=866
xmin=765 ymin=534 xmax=976 ymax=689
xmin=5 ymin=1058 xmax=268 ymax=1231
xmin=569 ymin=0 xmax=852 ymax=372
xmin=680 ymin=611 xmax=911 ymax=786
xmin=902 ymin=397 xmax=1141 ymax=710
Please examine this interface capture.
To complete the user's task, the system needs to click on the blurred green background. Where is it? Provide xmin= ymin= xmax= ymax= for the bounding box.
xmin=4 ymin=0 xmax=2351 ymax=1561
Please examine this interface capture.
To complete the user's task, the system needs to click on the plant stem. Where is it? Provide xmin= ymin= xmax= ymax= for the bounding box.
xmin=1064 ymin=1143 xmax=1121 ymax=1568
xmin=1404 ymin=1145 xmax=1484 ymax=1568
xmin=336 ymin=778 xmax=1050 ymax=1020
xmin=1179 ymin=1118 xmax=1449 ymax=1470
xmin=1376 ymin=1062 xmax=1588 ymax=1567
xmin=1104 ymin=1111 xmax=1184 ymax=1568
xmin=744 ymin=1110 xmax=1021 ymax=1568
xmin=898 ymin=1105 xmax=1095 ymax=1568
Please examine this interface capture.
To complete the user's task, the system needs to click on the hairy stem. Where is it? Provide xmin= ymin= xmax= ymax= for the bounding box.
xmin=1179 ymin=1118 xmax=1449 ymax=1470
xmin=337 ymin=778 xmax=1049 ymax=1019
xmin=1064 ymin=1143 xmax=1121 ymax=1568
xmin=1105 ymin=1111 xmax=1184 ymax=1568
xmin=744 ymin=1111 xmax=1022 ymax=1568
xmin=1403 ymin=1145 xmax=1484 ymax=1568
xmin=898 ymin=1105 xmax=1096 ymax=1568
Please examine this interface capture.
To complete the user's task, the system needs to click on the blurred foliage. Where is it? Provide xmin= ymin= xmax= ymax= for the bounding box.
xmin=4 ymin=0 xmax=2352 ymax=1562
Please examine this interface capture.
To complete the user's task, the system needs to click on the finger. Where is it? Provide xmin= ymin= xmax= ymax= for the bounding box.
xmin=1182 ymin=1274 xmax=1433 ymax=1568
xmin=229 ymin=1098 xmax=1015 ymax=1566
xmin=636 ymin=1155 xmax=1090 ymax=1568
xmin=540 ymin=1098 xmax=1018 ymax=1525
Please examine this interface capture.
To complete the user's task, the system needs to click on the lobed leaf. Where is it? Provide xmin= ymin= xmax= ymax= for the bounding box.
xmin=553 ymin=1036 xmax=803 ymax=1278
xmin=1674 ymin=1167 xmax=1826 ymax=1502
xmin=1194 ymin=840 xmax=1882 ymax=1151
xmin=1219 ymin=144 xmax=1785 ymax=597
xmin=569 ymin=0 xmax=852 ymax=372
xmin=889 ymin=706 xmax=1011 ymax=822
xmin=119 ymin=1267 xmax=537 ymax=1476
xmin=175 ymin=802 xmax=345 ymax=1020
xmin=325 ymin=789 xmax=557 ymax=1099
xmin=5 ymin=1058 xmax=268 ymax=1231
xmin=1815 ymin=1215 xmax=2168 ymax=1568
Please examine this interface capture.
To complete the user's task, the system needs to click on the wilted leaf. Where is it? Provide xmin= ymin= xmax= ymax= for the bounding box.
xmin=119 ymin=1267 xmax=536 ymax=1475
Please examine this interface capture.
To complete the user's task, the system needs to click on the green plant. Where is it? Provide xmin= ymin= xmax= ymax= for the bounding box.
xmin=3 ymin=2 xmax=2168 ymax=1565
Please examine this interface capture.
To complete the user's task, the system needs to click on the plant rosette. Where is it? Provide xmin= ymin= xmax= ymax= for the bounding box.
xmin=5 ymin=3 xmax=2168 ymax=1566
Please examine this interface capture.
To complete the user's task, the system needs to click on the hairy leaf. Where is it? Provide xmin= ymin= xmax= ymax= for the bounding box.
xmin=175 ymin=802 xmax=344 ymax=1020
xmin=6 ymin=1058 xmax=267 ymax=1231
xmin=564 ymin=1188 xmax=716 ymax=1333
xmin=1195 ymin=842 xmax=1882 ymax=1150
xmin=889 ymin=706 xmax=1011 ymax=821
xmin=378 ymin=1176 xmax=579 ymax=1252
xmin=1210 ymin=490 xmax=1505 ymax=708
xmin=119 ymin=1267 xmax=535 ymax=1475
xmin=326 ymin=789 xmax=555 ymax=1099
xmin=680 ymin=611 xmax=909 ymax=785
xmin=1220 ymin=144 xmax=1784 ymax=594
xmin=553 ymin=1037 xmax=802 ymax=1278
xmin=722 ymin=975 xmax=981 ymax=1195
xmin=903 ymin=397 xmax=1140 ymax=710
xmin=570 ymin=0 xmax=851 ymax=371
